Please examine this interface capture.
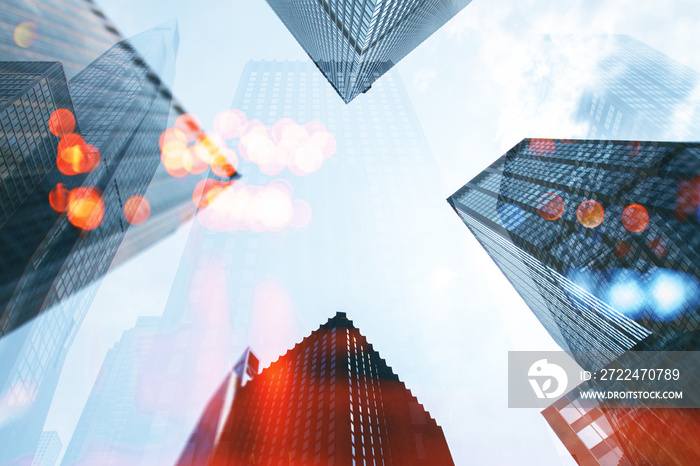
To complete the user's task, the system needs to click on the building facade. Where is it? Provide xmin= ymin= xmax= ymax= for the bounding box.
xmin=32 ymin=431 xmax=63 ymax=466
xmin=264 ymin=0 xmax=472 ymax=102
xmin=575 ymin=35 xmax=700 ymax=142
xmin=0 ymin=23 xmax=180 ymax=463
xmin=448 ymin=139 xmax=700 ymax=369
xmin=206 ymin=312 xmax=453 ymax=465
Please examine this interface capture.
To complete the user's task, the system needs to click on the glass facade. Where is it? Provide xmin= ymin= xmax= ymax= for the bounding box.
xmin=205 ymin=312 xmax=454 ymax=465
xmin=265 ymin=0 xmax=473 ymax=102
xmin=576 ymin=35 xmax=700 ymax=141
xmin=0 ymin=24 xmax=180 ymax=464
xmin=449 ymin=139 xmax=700 ymax=370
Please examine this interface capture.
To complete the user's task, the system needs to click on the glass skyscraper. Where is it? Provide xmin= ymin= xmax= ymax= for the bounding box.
xmin=0 ymin=23 xmax=180 ymax=464
xmin=448 ymin=138 xmax=700 ymax=370
xmin=575 ymin=35 xmax=700 ymax=141
xmin=206 ymin=312 xmax=454 ymax=465
xmin=264 ymin=0 xmax=473 ymax=102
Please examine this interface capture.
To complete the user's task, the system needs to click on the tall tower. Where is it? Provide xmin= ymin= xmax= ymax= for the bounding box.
xmin=207 ymin=312 xmax=454 ymax=465
xmin=448 ymin=138 xmax=700 ymax=369
xmin=264 ymin=0 xmax=473 ymax=102
xmin=0 ymin=23 xmax=180 ymax=464
xmin=575 ymin=35 xmax=700 ymax=141
xmin=59 ymin=59 xmax=458 ymax=464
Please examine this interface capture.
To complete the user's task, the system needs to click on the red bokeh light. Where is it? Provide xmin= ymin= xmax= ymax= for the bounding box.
xmin=528 ymin=139 xmax=556 ymax=156
xmin=537 ymin=193 xmax=565 ymax=221
xmin=49 ymin=183 xmax=68 ymax=214
xmin=49 ymin=109 xmax=75 ymax=137
xmin=621 ymin=204 xmax=649 ymax=233
xmin=576 ymin=200 xmax=605 ymax=228
xmin=123 ymin=195 xmax=151 ymax=225
xmin=174 ymin=113 xmax=203 ymax=142
xmin=67 ymin=186 xmax=104 ymax=230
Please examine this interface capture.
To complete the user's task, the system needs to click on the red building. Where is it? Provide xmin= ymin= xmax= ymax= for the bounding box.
xmin=181 ymin=312 xmax=454 ymax=465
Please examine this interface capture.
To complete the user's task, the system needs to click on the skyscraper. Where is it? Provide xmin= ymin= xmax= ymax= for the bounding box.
xmin=264 ymin=0 xmax=473 ymax=102
xmin=575 ymin=35 xmax=700 ymax=141
xmin=0 ymin=23 xmax=180 ymax=463
xmin=60 ymin=59 xmax=462 ymax=464
xmin=202 ymin=312 xmax=454 ymax=465
xmin=448 ymin=139 xmax=700 ymax=369
xmin=32 ymin=431 xmax=63 ymax=466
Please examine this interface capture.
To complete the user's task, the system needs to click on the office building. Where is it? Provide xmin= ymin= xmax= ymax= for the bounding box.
xmin=265 ymin=0 xmax=473 ymax=102
xmin=448 ymin=139 xmax=700 ymax=369
xmin=575 ymin=35 xmax=700 ymax=141
xmin=205 ymin=312 xmax=454 ymax=465
xmin=0 ymin=23 xmax=180 ymax=463
xmin=32 ymin=431 xmax=63 ymax=466
xmin=1 ymin=0 xmax=122 ymax=79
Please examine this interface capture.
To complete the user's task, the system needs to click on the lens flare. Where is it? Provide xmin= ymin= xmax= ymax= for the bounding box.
xmin=621 ymin=204 xmax=649 ymax=233
xmin=576 ymin=200 xmax=604 ymax=228
xmin=123 ymin=195 xmax=151 ymax=225
xmin=537 ymin=193 xmax=565 ymax=221
xmin=67 ymin=186 xmax=104 ymax=230
xmin=48 ymin=109 xmax=75 ymax=137
xmin=13 ymin=22 xmax=38 ymax=48
xmin=174 ymin=113 xmax=202 ymax=142
xmin=49 ymin=183 xmax=68 ymax=214
xmin=214 ymin=109 xmax=247 ymax=139
xmin=528 ymin=139 xmax=556 ymax=156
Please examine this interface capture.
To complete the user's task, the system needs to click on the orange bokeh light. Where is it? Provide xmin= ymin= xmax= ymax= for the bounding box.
xmin=576 ymin=200 xmax=605 ymax=228
xmin=211 ymin=150 xmax=238 ymax=178
xmin=160 ymin=139 xmax=189 ymax=178
xmin=192 ymin=178 xmax=231 ymax=210
xmin=621 ymin=204 xmax=649 ymax=233
xmin=49 ymin=109 xmax=75 ymax=137
xmin=67 ymin=186 xmax=104 ymax=230
xmin=123 ymin=195 xmax=151 ymax=225
xmin=627 ymin=141 xmax=641 ymax=157
xmin=528 ymin=139 xmax=556 ymax=156
xmin=159 ymin=127 xmax=187 ymax=150
xmin=49 ymin=183 xmax=68 ymax=214
xmin=174 ymin=113 xmax=202 ymax=142
xmin=536 ymin=193 xmax=565 ymax=221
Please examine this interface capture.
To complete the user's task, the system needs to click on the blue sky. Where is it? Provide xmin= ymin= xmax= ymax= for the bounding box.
xmin=37 ymin=0 xmax=700 ymax=464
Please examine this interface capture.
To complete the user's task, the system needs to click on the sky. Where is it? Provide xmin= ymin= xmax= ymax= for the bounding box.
xmin=26 ymin=0 xmax=700 ymax=464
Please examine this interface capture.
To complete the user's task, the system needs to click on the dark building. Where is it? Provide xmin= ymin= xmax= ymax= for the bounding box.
xmin=448 ymin=139 xmax=700 ymax=370
xmin=202 ymin=312 xmax=454 ymax=465
xmin=0 ymin=23 xmax=180 ymax=463
xmin=264 ymin=0 xmax=472 ymax=103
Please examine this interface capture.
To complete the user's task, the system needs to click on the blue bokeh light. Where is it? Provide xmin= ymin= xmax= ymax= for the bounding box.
xmin=498 ymin=203 xmax=525 ymax=231
xmin=605 ymin=270 xmax=646 ymax=319
xmin=648 ymin=269 xmax=700 ymax=321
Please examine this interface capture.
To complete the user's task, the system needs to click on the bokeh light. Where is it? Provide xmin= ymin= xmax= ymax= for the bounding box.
xmin=210 ymin=149 xmax=238 ymax=178
xmin=576 ymin=200 xmax=605 ymax=228
xmin=627 ymin=141 xmax=641 ymax=157
xmin=160 ymin=138 xmax=189 ymax=178
xmin=13 ymin=22 xmax=38 ymax=48
xmin=621 ymin=204 xmax=649 ymax=233
xmin=605 ymin=270 xmax=646 ymax=318
xmin=614 ymin=240 xmax=631 ymax=258
xmin=49 ymin=183 xmax=68 ymax=214
xmin=648 ymin=269 xmax=699 ymax=321
xmin=498 ymin=203 xmax=525 ymax=230
xmin=537 ymin=193 xmax=565 ymax=221
xmin=123 ymin=195 xmax=151 ymax=225
xmin=196 ymin=180 xmax=313 ymax=232
xmin=159 ymin=127 xmax=187 ymax=150
xmin=67 ymin=186 xmax=104 ymax=230
xmin=174 ymin=113 xmax=202 ymax=142
xmin=49 ymin=109 xmax=75 ymax=137
xmin=214 ymin=109 xmax=247 ymax=139
xmin=528 ymin=139 xmax=556 ymax=156
xmin=647 ymin=235 xmax=669 ymax=258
